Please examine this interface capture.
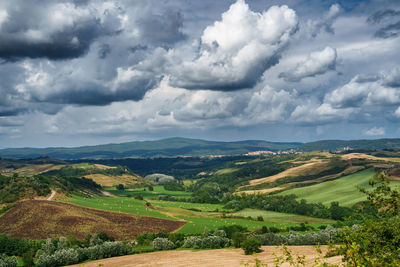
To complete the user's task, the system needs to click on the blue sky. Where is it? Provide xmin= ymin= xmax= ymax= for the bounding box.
xmin=0 ymin=0 xmax=400 ymax=147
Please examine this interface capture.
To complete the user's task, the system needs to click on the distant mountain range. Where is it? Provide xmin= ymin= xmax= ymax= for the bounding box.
xmin=0 ymin=137 xmax=399 ymax=159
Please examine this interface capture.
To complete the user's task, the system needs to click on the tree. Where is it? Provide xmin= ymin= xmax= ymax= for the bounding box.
xmin=232 ymin=232 xmax=246 ymax=248
xmin=337 ymin=171 xmax=400 ymax=266
xmin=241 ymin=238 xmax=261 ymax=255
xmin=116 ymin=184 xmax=124 ymax=191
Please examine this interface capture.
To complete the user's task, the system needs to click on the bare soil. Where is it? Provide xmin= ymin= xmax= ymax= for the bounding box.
xmin=69 ymin=246 xmax=344 ymax=267
xmin=0 ymin=200 xmax=185 ymax=240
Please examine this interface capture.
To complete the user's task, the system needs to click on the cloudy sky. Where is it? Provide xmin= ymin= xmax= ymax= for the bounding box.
xmin=0 ymin=0 xmax=400 ymax=148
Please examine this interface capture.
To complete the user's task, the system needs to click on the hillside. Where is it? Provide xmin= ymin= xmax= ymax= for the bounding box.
xmin=278 ymin=169 xmax=400 ymax=207
xmin=3 ymin=137 xmax=400 ymax=160
xmin=299 ymin=138 xmax=400 ymax=152
xmin=0 ymin=137 xmax=300 ymax=159
xmin=0 ymin=200 xmax=185 ymax=240
xmin=0 ymin=159 xmax=147 ymax=203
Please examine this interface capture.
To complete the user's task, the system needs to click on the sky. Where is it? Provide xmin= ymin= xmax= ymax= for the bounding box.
xmin=0 ymin=0 xmax=400 ymax=148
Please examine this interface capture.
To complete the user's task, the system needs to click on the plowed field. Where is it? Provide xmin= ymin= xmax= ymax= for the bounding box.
xmin=0 ymin=200 xmax=185 ymax=240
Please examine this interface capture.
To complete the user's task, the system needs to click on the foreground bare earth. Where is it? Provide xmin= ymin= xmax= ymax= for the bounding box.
xmin=70 ymin=246 xmax=344 ymax=267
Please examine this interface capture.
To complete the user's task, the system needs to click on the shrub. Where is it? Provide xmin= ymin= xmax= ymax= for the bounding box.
xmin=257 ymin=216 xmax=264 ymax=221
xmin=77 ymin=242 xmax=130 ymax=261
xmin=36 ymin=248 xmax=79 ymax=267
xmin=241 ymin=238 xmax=261 ymax=255
xmin=250 ymin=226 xmax=340 ymax=246
xmin=218 ymin=225 xmax=247 ymax=238
xmin=182 ymin=230 xmax=230 ymax=249
xmin=0 ymin=254 xmax=18 ymax=267
xmin=232 ymin=232 xmax=246 ymax=248
xmin=151 ymin=238 xmax=175 ymax=250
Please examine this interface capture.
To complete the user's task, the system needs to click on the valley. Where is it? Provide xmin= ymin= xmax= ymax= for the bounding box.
xmin=0 ymin=138 xmax=399 ymax=266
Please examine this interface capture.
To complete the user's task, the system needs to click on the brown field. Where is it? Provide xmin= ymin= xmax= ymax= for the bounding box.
xmin=69 ymin=246 xmax=344 ymax=267
xmin=84 ymin=173 xmax=143 ymax=187
xmin=246 ymin=158 xmax=327 ymax=186
xmin=388 ymin=167 xmax=400 ymax=181
xmin=0 ymin=200 xmax=185 ymax=240
xmin=13 ymin=164 xmax=64 ymax=176
xmin=341 ymin=153 xmax=400 ymax=162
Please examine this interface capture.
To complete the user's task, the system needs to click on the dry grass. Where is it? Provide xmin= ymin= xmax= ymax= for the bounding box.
xmin=341 ymin=153 xmax=400 ymax=162
xmin=84 ymin=173 xmax=142 ymax=187
xmin=14 ymin=164 xmax=64 ymax=176
xmin=248 ymin=158 xmax=327 ymax=186
xmin=68 ymin=246 xmax=344 ymax=267
xmin=0 ymin=200 xmax=185 ymax=240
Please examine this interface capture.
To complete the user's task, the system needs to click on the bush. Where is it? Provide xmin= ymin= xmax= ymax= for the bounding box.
xmin=36 ymin=249 xmax=79 ymax=267
xmin=217 ymin=225 xmax=247 ymax=238
xmin=250 ymin=226 xmax=340 ymax=246
xmin=151 ymin=238 xmax=175 ymax=250
xmin=77 ymin=242 xmax=131 ymax=261
xmin=241 ymin=238 xmax=261 ymax=255
xmin=232 ymin=232 xmax=246 ymax=248
xmin=0 ymin=254 xmax=18 ymax=267
xmin=182 ymin=230 xmax=230 ymax=249
xmin=257 ymin=216 xmax=264 ymax=221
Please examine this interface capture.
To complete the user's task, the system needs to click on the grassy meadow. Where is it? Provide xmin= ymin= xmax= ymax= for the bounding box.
xmin=64 ymin=184 xmax=335 ymax=235
xmin=106 ymin=185 xmax=192 ymax=199
xmin=279 ymin=168 xmax=400 ymax=206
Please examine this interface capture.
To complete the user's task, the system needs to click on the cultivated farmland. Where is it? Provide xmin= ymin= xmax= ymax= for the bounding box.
xmin=0 ymin=200 xmax=185 ymax=240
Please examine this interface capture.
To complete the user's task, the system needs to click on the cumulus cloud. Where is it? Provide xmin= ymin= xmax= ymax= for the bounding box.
xmin=279 ymin=46 xmax=337 ymax=82
xmin=290 ymin=101 xmax=354 ymax=125
xmin=169 ymin=0 xmax=298 ymax=90
xmin=0 ymin=0 xmax=124 ymax=60
xmin=364 ymin=126 xmax=385 ymax=136
xmin=325 ymin=70 xmax=400 ymax=108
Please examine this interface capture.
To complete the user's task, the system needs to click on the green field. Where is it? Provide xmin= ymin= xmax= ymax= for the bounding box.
xmin=106 ymin=186 xmax=192 ymax=199
xmin=279 ymin=168 xmax=400 ymax=207
xmin=232 ymin=209 xmax=335 ymax=224
xmin=65 ymin=194 xmax=335 ymax=235
xmin=66 ymin=195 xmax=175 ymax=220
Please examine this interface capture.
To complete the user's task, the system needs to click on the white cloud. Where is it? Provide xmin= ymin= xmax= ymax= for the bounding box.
xmin=364 ymin=127 xmax=385 ymax=136
xmin=279 ymin=46 xmax=337 ymax=82
xmin=326 ymin=71 xmax=400 ymax=108
xmin=169 ymin=0 xmax=298 ymax=90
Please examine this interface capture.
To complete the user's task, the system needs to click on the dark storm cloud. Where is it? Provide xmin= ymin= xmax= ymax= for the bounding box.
xmin=35 ymin=73 xmax=160 ymax=106
xmin=368 ymin=9 xmax=400 ymax=38
xmin=0 ymin=0 xmax=120 ymax=60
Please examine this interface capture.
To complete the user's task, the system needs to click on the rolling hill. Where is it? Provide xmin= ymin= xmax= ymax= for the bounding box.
xmin=2 ymin=137 xmax=400 ymax=160
xmin=0 ymin=137 xmax=301 ymax=159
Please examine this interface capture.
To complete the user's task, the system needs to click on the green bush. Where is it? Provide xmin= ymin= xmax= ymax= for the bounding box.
xmin=182 ymin=230 xmax=230 ymax=249
xmin=0 ymin=254 xmax=18 ymax=267
xmin=151 ymin=238 xmax=175 ymax=250
xmin=241 ymin=238 xmax=261 ymax=255
xmin=232 ymin=232 xmax=246 ymax=248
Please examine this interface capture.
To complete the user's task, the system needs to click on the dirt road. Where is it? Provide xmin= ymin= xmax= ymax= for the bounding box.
xmin=46 ymin=190 xmax=56 ymax=200
xmin=69 ymin=246 xmax=344 ymax=267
